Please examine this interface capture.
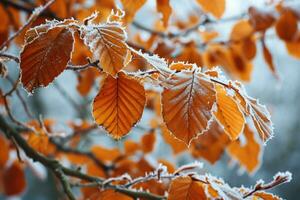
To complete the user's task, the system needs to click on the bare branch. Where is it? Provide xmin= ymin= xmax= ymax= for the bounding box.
xmin=0 ymin=0 xmax=57 ymax=50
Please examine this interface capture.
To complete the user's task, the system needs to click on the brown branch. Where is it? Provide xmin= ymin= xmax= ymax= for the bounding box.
xmin=243 ymin=172 xmax=292 ymax=198
xmin=0 ymin=0 xmax=57 ymax=50
xmin=0 ymin=52 xmax=20 ymax=63
xmin=5 ymin=75 xmax=34 ymax=119
xmin=0 ymin=0 xmax=59 ymax=19
xmin=2 ymin=93 xmax=35 ymax=132
xmin=132 ymin=13 xmax=247 ymax=39
xmin=4 ymin=74 xmax=21 ymax=97
xmin=66 ymin=59 xmax=102 ymax=71
xmin=0 ymin=115 xmax=166 ymax=200
xmin=50 ymin=139 xmax=113 ymax=173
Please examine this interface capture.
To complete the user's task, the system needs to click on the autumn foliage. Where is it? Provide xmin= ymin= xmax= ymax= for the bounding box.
xmin=0 ymin=0 xmax=296 ymax=199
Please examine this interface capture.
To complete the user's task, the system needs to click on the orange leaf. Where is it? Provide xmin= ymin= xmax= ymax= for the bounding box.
xmin=199 ymin=30 xmax=219 ymax=43
xmin=0 ymin=134 xmax=9 ymax=168
xmin=175 ymin=42 xmax=203 ymax=67
xmin=121 ymin=0 xmax=147 ymax=22
xmin=0 ymin=5 xmax=9 ymax=46
xmin=124 ymin=140 xmax=140 ymax=155
xmin=93 ymin=72 xmax=146 ymax=139
xmin=249 ymin=98 xmax=274 ymax=142
xmin=168 ymin=176 xmax=207 ymax=200
xmin=20 ymin=26 xmax=74 ymax=92
xmin=234 ymin=85 xmax=273 ymax=142
xmin=248 ymin=7 xmax=275 ymax=32
xmin=141 ymin=131 xmax=156 ymax=153
xmin=158 ymin=159 xmax=175 ymax=173
xmin=161 ymin=125 xmax=187 ymax=154
xmin=196 ymin=0 xmax=225 ymax=19
xmin=285 ymin=39 xmax=300 ymax=59
xmin=27 ymin=131 xmax=54 ymax=156
xmin=156 ymin=0 xmax=172 ymax=28
xmin=190 ymin=121 xmax=230 ymax=164
xmin=96 ymin=189 xmax=133 ymax=200
xmin=227 ymin=125 xmax=262 ymax=173
xmin=262 ymin=39 xmax=277 ymax=76
xmin=91 ymin=146 xmax=121 ymax=162
xmin=228 ymin=48 xmax=253 ymax=81
xmin=230 ymin=20 xmax=253 ymax=41
xmin=214 ymin=85 xmax=245 ymax=140
xmin=77 ymin=68 xmax=100 ymax=96
xmin=275 ymin=9 xmax=298 ymax=41
xmin=253 ymin=192 xmax=281 ymax=200
xmin=3 ymin=161 xmax=26 ymax=196
xmin=161 ymin=64 xmax=216 ymax=145
xmin=81 ymin=21 xmax=131 ymax=76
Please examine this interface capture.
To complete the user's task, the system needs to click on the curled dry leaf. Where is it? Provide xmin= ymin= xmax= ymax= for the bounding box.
xmin=161 ymin=63 xmax=216 ymax=145
xmin=93 ymin=72 xmax=146 ymax=139
xmin=227 ymin=125 xmax=262 ymax=173
xmin=196 ymin=0 xmax=225 ymax=19
xmin=168 ymin=176 xmax=207 ymax=200
xmin=214 ymin=85 xmax=245 ymax=140
xmin=20 ymin=26 xmax=74 ymax=93
xmin=81 ymin=21 xmax=131 ymax=76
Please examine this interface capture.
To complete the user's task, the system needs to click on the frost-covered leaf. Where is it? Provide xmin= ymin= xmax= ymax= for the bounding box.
xmin=20 ymin=26 xmax=74 ymax=93
xmin=168 ymin=176 xmax=207 ymax=200
xmin=161 ymin=63 xmax=216 ymax=145
xmin=234 ymin=83 xmax=274 ymax=142
xmin=93 ymin=72 xmax=146 ymax=139
xmin=214 ymin=85 xmax=245 ymax=140
xmin=81 ymin=21 xmax=131 ymax=76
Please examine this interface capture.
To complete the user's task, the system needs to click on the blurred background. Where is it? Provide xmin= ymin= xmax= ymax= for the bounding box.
xmin=1 ymin=0 xmax=299 ymax=199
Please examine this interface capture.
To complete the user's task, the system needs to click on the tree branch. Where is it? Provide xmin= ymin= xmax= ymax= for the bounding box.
xmin=0 ymin=115 xmax=166 ymax=200
xmin=0 ymin=0 xmax=57 ymax=50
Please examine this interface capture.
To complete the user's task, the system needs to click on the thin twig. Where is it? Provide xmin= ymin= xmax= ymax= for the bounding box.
xmin=5 ymin=75 xmax=34 ymax=119
xmin=52 ymin=82 xmax=84 ymax=116
xmin=0 ymin=0 xmax=57 ymax=50
xmin=243 ymin=172 xmax=292 ymax=198
xmin=51 ymin=139 xmax=113 ymax=172
xmin=132 ymin=13 xmax=247 ymax=39
xmin=0 ymin=52 xmax=20 ymax=63
xmin=66 ymin=59 xmax=102 ymax=72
